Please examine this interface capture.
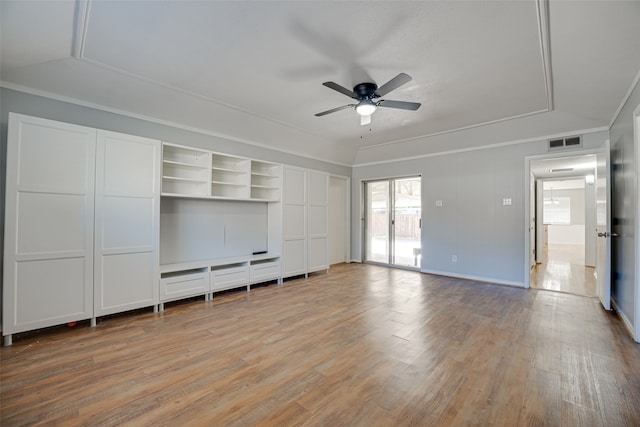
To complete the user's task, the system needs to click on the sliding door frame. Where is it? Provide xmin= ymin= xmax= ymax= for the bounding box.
xmin=362 ymin=175 xmax=421 ymax=270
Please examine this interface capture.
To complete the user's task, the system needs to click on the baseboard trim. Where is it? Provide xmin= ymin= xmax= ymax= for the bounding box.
xmin=420 ymin=269 xmax=525 ymax=288
xmin=611 ymin=298 xmax=637 ymax=342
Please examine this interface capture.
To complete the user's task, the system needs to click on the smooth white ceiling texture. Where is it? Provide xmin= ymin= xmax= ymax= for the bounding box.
xmin=2 ymin=0 xmax=639 ymax=166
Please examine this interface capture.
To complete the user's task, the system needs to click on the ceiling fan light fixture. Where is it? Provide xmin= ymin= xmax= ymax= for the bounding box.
xmin=355 ymin=101 xmax=377 ymax=116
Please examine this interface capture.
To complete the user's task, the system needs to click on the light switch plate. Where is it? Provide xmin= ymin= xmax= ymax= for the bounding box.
xmin=503 ymin=198 xmax=512 ymax=206
xmin=436 ymin=200 xmax=443 ymax=207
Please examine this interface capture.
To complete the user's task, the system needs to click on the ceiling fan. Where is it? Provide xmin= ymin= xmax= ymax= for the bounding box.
xmin=315 ymin=72 xmax=421 ymax=125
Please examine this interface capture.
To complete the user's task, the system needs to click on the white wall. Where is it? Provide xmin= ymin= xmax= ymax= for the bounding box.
xmin=545 ymin=187 xmax=585 ymax=245
xmin=352 ymin=131 xmax=608 ymax=286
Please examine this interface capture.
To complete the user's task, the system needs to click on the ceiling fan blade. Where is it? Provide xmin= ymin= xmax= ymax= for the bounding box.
xmin=374 ymin=73 xmax=412 ymax=97
xmin=322 ymin=81 xmax=358 ymax=99
xmin=377 ymin=100 xmax=421 ymax=111
xmin=360 ymin=114 xmax=371 ymax=126
xmin=315 ymin=104 xmax=355 ymax=117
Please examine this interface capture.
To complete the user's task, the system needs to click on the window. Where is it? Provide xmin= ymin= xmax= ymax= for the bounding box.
xmin=544 ymin=196 xmax=571 ymax=224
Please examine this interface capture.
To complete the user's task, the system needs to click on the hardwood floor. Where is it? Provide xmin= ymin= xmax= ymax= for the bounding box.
xmin=2 ymin=263 xmax=639 ymax=426
xmin=531 ymin=243 xmax=597 ymax=297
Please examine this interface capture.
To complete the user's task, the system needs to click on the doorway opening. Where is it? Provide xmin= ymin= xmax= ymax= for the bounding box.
xmin=363 ymin=176 xmax=421 ymax=269
xmin=528 ymin=155 xmax=598 ymax=297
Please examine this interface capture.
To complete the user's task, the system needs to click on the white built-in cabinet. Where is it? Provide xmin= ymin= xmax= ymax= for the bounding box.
xmin=2 ymin=114 xmax=160 ymax=345
xmin=94 ymin=131 xmax=161 ymax=316
xmin=281 ymin=166 xmax=329 ymax=279
xmin=282 ymin=166 xmax=307 ymax=277
xmin=158 ymin=142 xmax=282 ymax=309
xmin=2 ymin=115 xmax=329 ymax=345
xmin=161 ymin=142 xmax=281 ymax=201
xmin=307 ymin=170 xmax=330 ymax=273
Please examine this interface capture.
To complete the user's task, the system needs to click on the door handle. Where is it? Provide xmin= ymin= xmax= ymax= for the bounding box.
xmin=597 ymin=232 xmax=620 ymax=238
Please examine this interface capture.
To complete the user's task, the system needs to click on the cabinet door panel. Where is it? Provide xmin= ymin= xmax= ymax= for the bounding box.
xmin=283 ymin=204 xmax=306 ymax=239
xmin=16 ymin=193 xmax=87 ymax=254
xmin=100 ymin=252 xmax=155 ymax=309
xmin=308 ymin=171 xmax=329 ymax=206
xmin=94 ymin=130 xmax=160 ymax=316
xmin=3 ymin=114 xmax=96 ymax=336
xmin=283 ymin=167 xmax=306 ymax=204
xmin=17 ymin=122 xmax=93 ymax=192
xmin=15 ymin=258 xmax=87 ymax=326
xmin=102 ymin=197 xmax=155 ymax=250
xmin=308 ymin=205 xmax=328 ymax=238
xmin=104 ymin=137 xmax=159 ymax=196
xmin=282 ymin=239 xmax=306 ymax=277
xmin=308 ymin=237 xmax=328 ymax=273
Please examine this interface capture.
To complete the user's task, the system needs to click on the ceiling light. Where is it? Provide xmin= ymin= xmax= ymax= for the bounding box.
xmin=355 ymin=100 xmax=377 ymax=116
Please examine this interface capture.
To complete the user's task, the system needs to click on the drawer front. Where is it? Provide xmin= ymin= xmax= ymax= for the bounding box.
xmin=250 ymin=262 xmax=281 ymax=283
xmin=160 ymin=273 xmax=209 ymax=302
xmin=210 ymin=266 xmax=249 ymax=290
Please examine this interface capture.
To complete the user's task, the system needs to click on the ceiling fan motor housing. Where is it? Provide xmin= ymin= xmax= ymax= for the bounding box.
xmin=353 ymin=82 xmax=378 ymax=99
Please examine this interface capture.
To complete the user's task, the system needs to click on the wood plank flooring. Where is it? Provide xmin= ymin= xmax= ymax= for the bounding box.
xmin=531 ymin=243 xmax=597 ymax=297
xmin=1 ymin=263 xmax=639 ymax=426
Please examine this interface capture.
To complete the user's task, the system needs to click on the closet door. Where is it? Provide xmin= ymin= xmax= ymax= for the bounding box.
xmin=94 ymin=131 xmax=161 ymax=316
xmin=281 ymin=166 xmax=307 ymax=278
xmin=3 ymin=113 xmax=96 ymax=336
xmin=307 ymin=170 xmax=329 ymax=273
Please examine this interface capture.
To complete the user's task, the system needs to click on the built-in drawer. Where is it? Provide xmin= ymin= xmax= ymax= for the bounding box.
xmin=210 ymin=264 xmax=249 ymax=291
xmin=160 ymin=270 xmax=209 ymax=302
xmin=250 ymin=260 xmax=281 ymax=283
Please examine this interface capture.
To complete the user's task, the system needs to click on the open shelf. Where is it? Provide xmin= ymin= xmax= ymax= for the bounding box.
xmin=161 ymin=143 xmax=281 ymax=201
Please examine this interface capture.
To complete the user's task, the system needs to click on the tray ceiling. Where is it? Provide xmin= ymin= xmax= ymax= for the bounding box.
xmin=2 ymin=1 xmax=639 ymax=165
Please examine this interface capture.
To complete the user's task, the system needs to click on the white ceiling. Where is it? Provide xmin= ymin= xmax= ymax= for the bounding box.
xmin=531 ymin=154 xmax=596 ymax=180
xmin=2 ymin=1 xmax=639 ymax=166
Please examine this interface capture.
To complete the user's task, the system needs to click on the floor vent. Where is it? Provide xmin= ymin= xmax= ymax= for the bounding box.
xmin=548 ymin=136 xmax=582 ymax=151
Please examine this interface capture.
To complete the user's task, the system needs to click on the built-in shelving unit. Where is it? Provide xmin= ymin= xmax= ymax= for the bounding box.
xmin=251 ymin=160 xmax=281 ymax=200
xmin=162 ymin=143 xmax=281 ymax=202
xmin=160 ymin=142 xmax=283 ymax=309
xmin=162 ymin=144 xmax=210 ymax=197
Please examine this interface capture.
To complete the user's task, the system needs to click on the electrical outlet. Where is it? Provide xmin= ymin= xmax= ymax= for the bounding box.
xmin=452 ymin=255 xmax=457 ymax=262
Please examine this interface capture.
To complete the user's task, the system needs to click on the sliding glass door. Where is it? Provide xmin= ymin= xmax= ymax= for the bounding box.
xmin=364 ymin=176 xmax=421 ymax=268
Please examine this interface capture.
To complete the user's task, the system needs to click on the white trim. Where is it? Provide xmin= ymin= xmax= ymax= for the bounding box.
xmin=72 ymin=0 xmax=91 ymax=59
xmin=634 ymin=103 xmax=640 ymax=342
xmin=524 ymin=156 xmax=532 ymax=289
xmin=609 ymin=66 xmax=640 ymax=129
xmin=536 ymin=0 xmax=554 ymax=111
xmin=0 ymin=82 xmax=352 ymax=168
xmin=420 ymin=269 xmax=525 ymax=288
xmin=522 ymin=146 xmax=605 ymax=291
xmin=612 ymin=298 xmax=636 ymax=342
xmin=353 ymin=127 xmax=609 ymax=167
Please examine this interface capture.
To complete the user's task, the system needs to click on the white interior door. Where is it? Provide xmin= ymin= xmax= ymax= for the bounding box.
xmin=595 ymin=140 xmax=611 ymax=310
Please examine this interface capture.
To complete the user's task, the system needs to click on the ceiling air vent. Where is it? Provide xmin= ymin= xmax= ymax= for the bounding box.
xmin=548 ymin=136 xmax=582 ymax=151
